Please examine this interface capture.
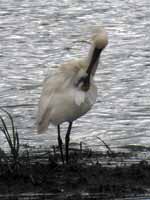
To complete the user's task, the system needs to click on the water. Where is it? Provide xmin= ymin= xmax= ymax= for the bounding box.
xmin=0 ymin=0 xmax=150 ymax=151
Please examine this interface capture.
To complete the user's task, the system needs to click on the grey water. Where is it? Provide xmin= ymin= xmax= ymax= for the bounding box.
xmin=0 ymin=0 xmax=150 ymax=152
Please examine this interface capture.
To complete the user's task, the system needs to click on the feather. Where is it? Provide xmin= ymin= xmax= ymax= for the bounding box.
xmin=75 ymin=90 xmax=85 ymax=106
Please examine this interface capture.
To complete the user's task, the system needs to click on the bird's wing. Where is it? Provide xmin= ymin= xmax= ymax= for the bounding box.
xmin=37 ymin=71 xmax=65 ymax=133
xmin=37 ymin=73 xmax=59 ymax=133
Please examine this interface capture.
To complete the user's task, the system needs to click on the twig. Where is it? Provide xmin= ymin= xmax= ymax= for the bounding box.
xmin=97 ymin=136 xmax=114 ymax=155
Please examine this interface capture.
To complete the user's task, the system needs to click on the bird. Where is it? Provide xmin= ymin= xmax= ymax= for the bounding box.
xmin=37 ymin=27 xmax=108 ymax=164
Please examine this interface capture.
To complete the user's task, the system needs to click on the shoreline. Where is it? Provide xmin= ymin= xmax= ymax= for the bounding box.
xmin=0 ymin=149 xmax=150 ymax=199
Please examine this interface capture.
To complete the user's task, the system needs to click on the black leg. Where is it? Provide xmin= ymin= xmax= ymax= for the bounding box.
xmin=65 ymin=122 xmax=73 ymax=164
xmin=57 ymin=125 xmax=64 ymax=164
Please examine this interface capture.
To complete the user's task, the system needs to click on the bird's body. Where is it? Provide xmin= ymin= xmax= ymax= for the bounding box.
xmin=37 ymin=27 xmax=108 ymax=163
xmin=37 ymin=60 xmax=97 ymax=133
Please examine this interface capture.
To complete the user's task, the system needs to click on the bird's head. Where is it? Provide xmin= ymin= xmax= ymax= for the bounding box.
xmin=86 ymin=27 xmax=108 ymax=77
xmin=61 ymin=28 xmax=108 ymax=92
xmin=76 ymin=27 xmax=108 ymax=91
xmin=92 ymin=27 xmax=108 ymax=50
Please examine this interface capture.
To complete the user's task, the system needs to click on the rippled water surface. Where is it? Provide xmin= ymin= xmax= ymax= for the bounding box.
xmin=0 ymin=0 xmax=150 ymax=150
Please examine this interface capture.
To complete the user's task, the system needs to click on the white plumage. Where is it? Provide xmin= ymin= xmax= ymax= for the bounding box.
xmin=37 ymin=27 xmax=108 ymax=163
xmin=37 ymin=60 xmax=97 ymax=132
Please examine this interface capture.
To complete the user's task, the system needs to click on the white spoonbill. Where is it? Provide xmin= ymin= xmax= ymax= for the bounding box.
xmin=37 ymin=28 xmax=108 ymax=164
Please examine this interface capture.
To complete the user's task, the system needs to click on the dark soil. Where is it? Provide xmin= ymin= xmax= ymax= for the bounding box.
xmin=0 ymin=149 xmax=150 ymax=199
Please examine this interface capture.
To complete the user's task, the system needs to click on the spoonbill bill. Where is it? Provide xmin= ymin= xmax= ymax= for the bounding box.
xmin=37 ymin=27 xmax=108 ymax=164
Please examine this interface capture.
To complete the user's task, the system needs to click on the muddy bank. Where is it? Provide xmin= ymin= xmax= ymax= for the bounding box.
xmin=0 ymin=150 xmax=150 ymax=199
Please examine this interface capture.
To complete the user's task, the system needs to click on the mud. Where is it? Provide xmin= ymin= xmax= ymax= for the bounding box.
xmin=0 ymin=149 xmax=150 ymax=199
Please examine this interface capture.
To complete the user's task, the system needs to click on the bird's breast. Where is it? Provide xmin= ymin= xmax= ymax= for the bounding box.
xmin=50 ymin=83 xmax=97 ymax=125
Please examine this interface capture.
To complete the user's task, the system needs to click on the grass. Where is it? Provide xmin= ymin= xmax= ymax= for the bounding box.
xmin=0 ymin=108 xmax=20 ymax=167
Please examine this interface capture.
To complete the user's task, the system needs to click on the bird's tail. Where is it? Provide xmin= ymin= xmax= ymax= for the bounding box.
xmin=36 ymin=110 xmax=50 ymax=134
xmin=37 ymin=121 xmax=48 ymax=134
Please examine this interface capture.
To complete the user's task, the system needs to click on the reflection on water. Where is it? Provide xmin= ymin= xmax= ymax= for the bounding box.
xmin=0 ymin=0 xmax=150 ymax=150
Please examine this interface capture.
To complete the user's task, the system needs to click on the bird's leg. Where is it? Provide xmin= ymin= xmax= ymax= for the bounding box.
xmin=57 ymin=125 xmax=64 ymax=164
xmin=65 ymin=122 xmax=73 ymax=164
